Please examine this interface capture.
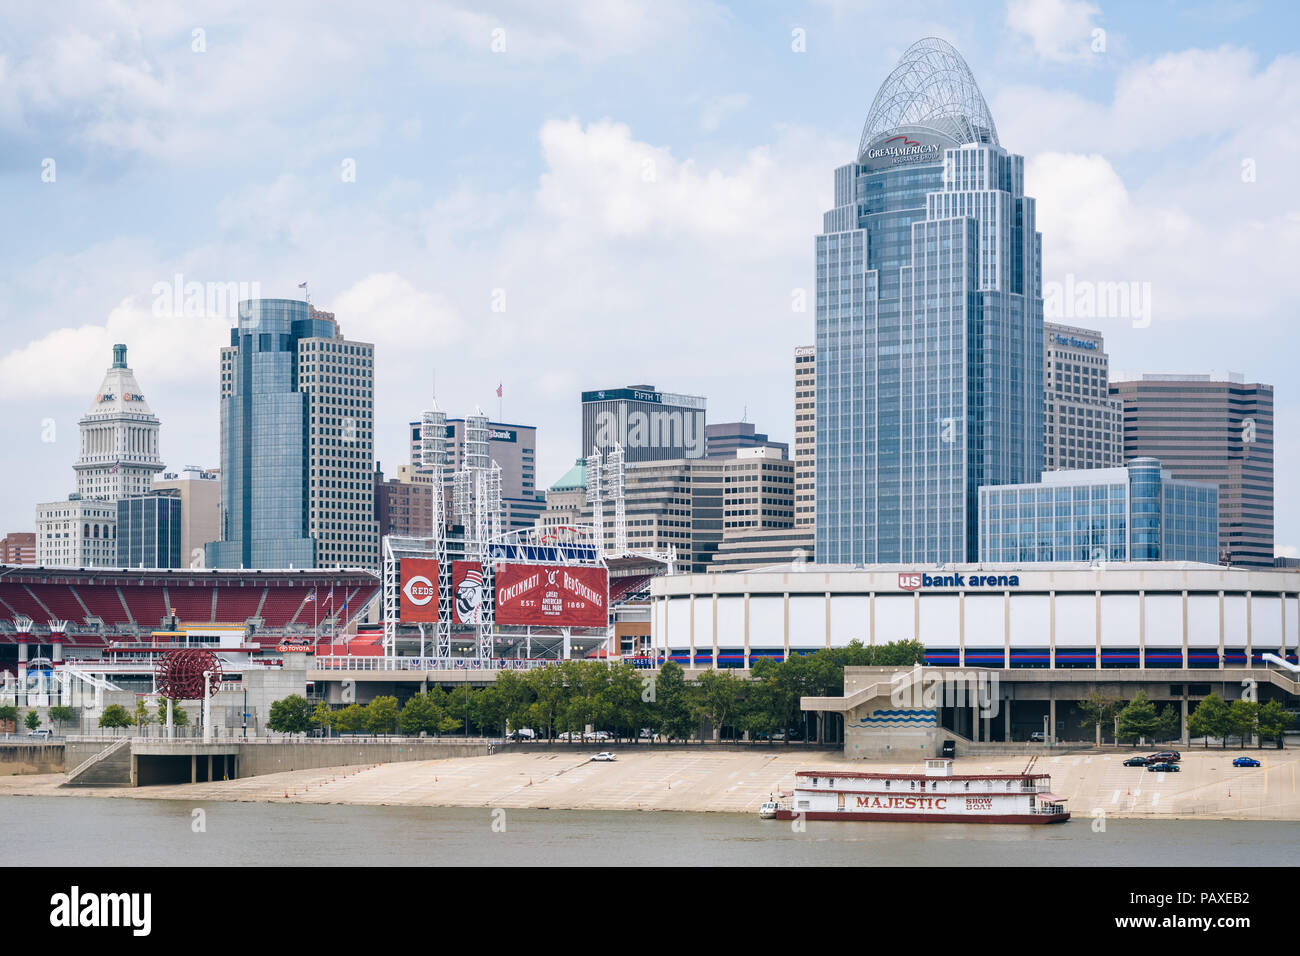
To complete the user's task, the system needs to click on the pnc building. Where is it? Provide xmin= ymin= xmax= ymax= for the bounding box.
xmin=816 ymin=38 xmax=1043 ymax=565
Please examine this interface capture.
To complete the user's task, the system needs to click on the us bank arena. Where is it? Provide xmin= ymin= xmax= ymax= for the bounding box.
xmin=649 ymin=562 xmax=1300 ymax=755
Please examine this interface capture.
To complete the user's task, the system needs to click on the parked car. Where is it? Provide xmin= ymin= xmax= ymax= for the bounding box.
xmin=506 ymin=728 xmax=536 ymax=741
xmin=1232 ymin=757 xmax=1261 ymax=768
xmin=1146 ymin=751 xmax=1181 ymax=763
xmin=639 ymin=728 xmax=656 ymax=740
xmin=1147 ymin=762 xmax=1180 ymax=773
xmin=591 ymin=752 xmax=617 ymax=762
xmin=1123 ymin=756 xmax=1151 ymax=767
xmin=1030 ymin=731 xmax=1046 ymax=742
xmin=26 ymin=729 xmax=52 ymax=739
xmin=583 ymin=730 xmax=611 ymax=742
xmin=557 ymin=731 xmax=579 ymax=742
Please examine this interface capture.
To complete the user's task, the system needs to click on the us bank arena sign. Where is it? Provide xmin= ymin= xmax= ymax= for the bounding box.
xmin=898 ymin=572 xmax=1021 ymax=591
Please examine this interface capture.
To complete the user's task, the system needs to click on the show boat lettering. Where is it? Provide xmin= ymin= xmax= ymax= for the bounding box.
xmin=855 ymin=795 xmax=949 ymax=810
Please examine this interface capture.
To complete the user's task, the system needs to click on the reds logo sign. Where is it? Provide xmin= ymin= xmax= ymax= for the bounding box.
xmin=898 ymin=573 xmax=922 ymax=591
xmin=399 ymin=558 xmax=439 ymax=622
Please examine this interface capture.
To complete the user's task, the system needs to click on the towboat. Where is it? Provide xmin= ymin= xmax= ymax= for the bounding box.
xmin=765 ymin=758 xmax=1069 ymax=824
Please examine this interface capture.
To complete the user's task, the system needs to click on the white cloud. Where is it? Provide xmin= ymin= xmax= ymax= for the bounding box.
xmin=1006 ymin=0 xmax=1103 ymax=63
xmin=0 ymin=299 xmax=228 ymax=402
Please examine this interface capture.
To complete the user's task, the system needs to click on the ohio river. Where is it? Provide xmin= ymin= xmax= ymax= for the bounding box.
xmin=3 ymin=796 xmax=1293 ymax=866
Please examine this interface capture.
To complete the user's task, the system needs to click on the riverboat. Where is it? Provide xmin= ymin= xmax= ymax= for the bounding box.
xmin=767 ymin=758 xmax=1069 ymax=824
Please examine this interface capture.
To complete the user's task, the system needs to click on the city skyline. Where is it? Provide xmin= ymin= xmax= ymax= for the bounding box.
xmin=2 ymin=2 xmax=1297 ymax=558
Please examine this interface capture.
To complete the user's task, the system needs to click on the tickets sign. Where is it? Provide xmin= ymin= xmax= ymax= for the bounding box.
xmin=495 ymin=564 xmax=608 ymax=629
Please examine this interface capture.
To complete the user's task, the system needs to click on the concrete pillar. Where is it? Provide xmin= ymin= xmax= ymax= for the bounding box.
xmin=1180 ymin=696 xmax=1190 ymax=746
xmin=16 ymin=639 xmax=28 ymax=707
xmin=191 ymin=754 xmax=196 ymax=784
xmin=1004 ymin=698 xmax=1012 ymax=742
xmin=1049 ymin=697 xmax=1057 ymax=746
xmin=207 ymin=754 xmax=213 ymax=782
xmin=971 ymin=701 xmax=980 ymax=742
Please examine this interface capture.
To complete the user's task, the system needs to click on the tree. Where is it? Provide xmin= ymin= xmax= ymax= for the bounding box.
xmin=647 ymin=661 xmax=692 ymax=741
xmin=695 ymin=669 xmax=742 ymax=742
xmin=25 ymin=709 xmax=41 ymax=732
xmin=48 ymin=705 xmax=77 ymax=731
xmin=311 ymin=702 xmax=334 ymax=735
xmin=1153 ymin=705 xmax=1180 ymax=744
xmin=332 ymin=704 xmax=366 ymax=733
xmin=0 ymin=704 xmax=17 ymax=731
xmin=1226 ymin=699 xmax=1258 ymax=748
xmin=133 ymin=698 xmax=153 ymax=731
xmin=1078 ymin=693 xmax=1123 ymax=747
xmin=156 ymin=698 xmax=190 ymax=727
xmin=399 ymin=692 xmax=440 ymax=736
xmin=98 ymin=704 xmax=132 ymax=733
xmin=1115 ymin=691 xmax=1160 ymax=745
xmin=363 ymin=696 xmax=400 ymax=735
xmin=1255 ymin=700 xmax=1294 ymax=747
xmin=267 ymin=694 xmax=313 ymax=735
xmin=1188 ymin=693 xmax=1230 ymax=748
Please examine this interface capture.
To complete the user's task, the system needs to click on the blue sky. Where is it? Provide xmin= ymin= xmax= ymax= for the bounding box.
xmin=3 ymin=0 xmax=1298 ymax=554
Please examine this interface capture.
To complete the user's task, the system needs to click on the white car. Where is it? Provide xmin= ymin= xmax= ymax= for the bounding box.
xmin=591 ymin=752 xmax=617 ymax=762
xmin=583 ymin=730 xmax=611 ymax=741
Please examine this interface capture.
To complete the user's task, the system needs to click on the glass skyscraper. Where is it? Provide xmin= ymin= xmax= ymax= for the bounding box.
xmin=978 ymin=457 xmax=1219 ymax=564
xmin=815 ymin=38 xmax=1043 ymax=564
xmin=208 ymin=299 xmax=379 ymax=570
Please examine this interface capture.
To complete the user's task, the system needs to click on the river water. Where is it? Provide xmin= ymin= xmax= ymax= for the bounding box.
xmin=2 ymin=796 xmax=1292 ymax=866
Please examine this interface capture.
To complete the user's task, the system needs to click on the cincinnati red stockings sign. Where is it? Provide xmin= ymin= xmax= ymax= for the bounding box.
xmin=495 ymin=564 xmax=608 ymax=629
xmin=399 ymin=558 xmax=439 ymax=623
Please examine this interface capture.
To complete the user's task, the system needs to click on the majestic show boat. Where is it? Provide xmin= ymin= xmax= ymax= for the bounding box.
xmin=769 ymin=758 xmax=1069 ymax=824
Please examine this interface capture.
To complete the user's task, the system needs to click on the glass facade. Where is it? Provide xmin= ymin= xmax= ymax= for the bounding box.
xmin=978 ymin=457 xmax=1219 ymax=563
xmin=117 ymin=494 xmax=182 ymax=568
xmin=208 ymin=299 xmax=324 ymax=569
xmin=815 ymin=42 xmax=1042 ymax=564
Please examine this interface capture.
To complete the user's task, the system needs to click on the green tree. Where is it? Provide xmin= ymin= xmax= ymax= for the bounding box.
xmin=1226 ymin=699 xmax=1258 ymax=748
xmin=647 ymin=661 xmax=692 ymax=741
xmin=267 ymin=694 xmax=313 ymax=735
xmin=0 ymin=704 xmax=17 ymax=730
xmin=363 ymin=696 xmax=400 ymax=734
xmin=1153 ymin=705 xmax=1181 ymax=744
xmin=1115 ymin=691 xmax=1160 ymax=745
xmin=48 ymin=705 xmax=77 ymax=731
xmin=133 ymin=698 xmax=153 ymax=731
xmin=98 ymin=704 xmax=132 ymax=733
xmin=695 ymin=669 xmax=743 ymax=742
xmin=601 ymin=663 xmax=647 ymax=742
xmin=1188 ymin=693 xmax=1230 ymax=748
xmin=24 ymin=709 xmax=41 ymax=731
xmin=311 ymin=702 xmax=334 ymax=734
xmin=399 ymin=692 xmax=440 ymax=736
xmin=332 ymin=704 xmax=366 ymax=733
xmin=1078 ymin=693 xmax=1123 ymax=747
xmin=1255 ymin=699 xmax=1294 ymax=747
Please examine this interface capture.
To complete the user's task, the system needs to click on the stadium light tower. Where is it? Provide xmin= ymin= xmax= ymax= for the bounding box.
xmin=419 ymin=399 xmax=451 ymax=658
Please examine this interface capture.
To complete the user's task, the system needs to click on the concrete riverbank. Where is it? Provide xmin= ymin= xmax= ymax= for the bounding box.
xmin=1 ymin=748 xmax=1296 ymax=820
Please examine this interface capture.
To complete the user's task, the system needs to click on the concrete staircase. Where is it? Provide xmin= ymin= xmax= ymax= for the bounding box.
xmin=62 ymin=737 xmax=132 ymax=787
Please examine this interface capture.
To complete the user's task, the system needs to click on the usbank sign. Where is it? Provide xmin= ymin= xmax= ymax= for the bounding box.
xmin=899 ymin=572 xmax=1021 ymax=591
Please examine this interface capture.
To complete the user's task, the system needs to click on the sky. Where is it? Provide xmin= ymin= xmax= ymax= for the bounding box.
xmin=2 ymin=0 xmax=1298 ymax=555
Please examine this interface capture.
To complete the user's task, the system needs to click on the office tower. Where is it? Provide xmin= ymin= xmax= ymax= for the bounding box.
xmin=374 ymin=461 xmax=436 ymax=539
xmin=407 ymin=415 xmax=543 ymax=533
xmin=152 ymin=466 xmax=220 ymax=569
xmin=581 ymin=385 xmax=706 ymax=463
xmin=36 ymin=344 xmax=164 ymax=567
xmin=117 ymin=492 xmax=183 ymax=568
xmin=815 ymin=38 xmax=1043 ymax=564
xmin=1110 ymin=372 xmax=1274 ymax=567
xmin=705 ymin=422 xmax=788 ymax=460
xmin=1043 ymin=322 xmax=1122 ymax=471
xmin=794 ymin=345 xmax=815 ymax=528
xmin=208 ymin=299 xmax=378 ymax=569
xmin=0 ymin=532 xmax=36 ymax=565
xmin=979 ymin=457 xmax=1219 ymax=564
